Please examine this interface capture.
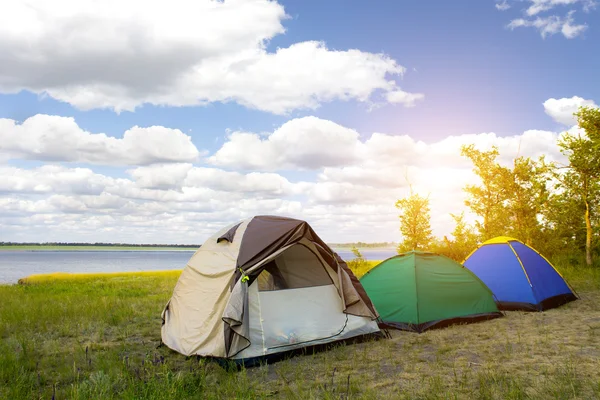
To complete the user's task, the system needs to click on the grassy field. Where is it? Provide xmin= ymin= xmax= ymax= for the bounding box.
xmin=0 ymin=245 xmax=196 ymax=252
xmin=1 ymin=262 xmax=599 ymax=399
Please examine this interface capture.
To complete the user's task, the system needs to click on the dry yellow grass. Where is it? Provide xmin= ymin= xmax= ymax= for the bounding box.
xmin=18 ymin=270 xmax=182 ymax=284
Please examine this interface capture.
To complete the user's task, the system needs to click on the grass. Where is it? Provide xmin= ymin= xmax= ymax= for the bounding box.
xmin=1 ymin=263 xmax=599 ymax=399
xmin=0 ymin=245 xmax=195 ymax=252
xmin=17 ymin=270 xmax=182 ymax=285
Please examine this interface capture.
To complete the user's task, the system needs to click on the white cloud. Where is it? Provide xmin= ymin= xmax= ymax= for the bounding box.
xmin=385 ymin=89 xmax=425 ymax=107
xmin=311 ymin=127 xmax=564 ymax=236
xmin=0 ymin=115 xmax=201 ymax=165
xmin=508 ymin=10 xmax=588 ymax=38
xmin=309 ymin=182 xmax=393 ymax=205
xmin=0 ymin=1 xmax=421 ymax=114
xmin=211 ymin=116 xmax=566 ymax=176
xmin=184 ymin=167 xmax=304 ymax=197
xmin=0 ymin=112 xmax=574 ymax=245
xmin=544 ymin=96 xmax=599 ymax=125
xmin=526 ymin=0 xmax=582 ymax=16
xmin=128 ymin=164 xmax=193 ymax=190
xmin=496 ymin=1 xmax=512 ymax=11
xmin=209 ymin=116 xmax=361 ymax=170
xmin=500 ymin=1 xmax=596 ymax=38
xmin=0 ymin=165 xmax=115 ymax=195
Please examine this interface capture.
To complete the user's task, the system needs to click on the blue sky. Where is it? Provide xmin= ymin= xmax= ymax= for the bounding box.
xmin=0 ymin=0 xmax=599 ymax=243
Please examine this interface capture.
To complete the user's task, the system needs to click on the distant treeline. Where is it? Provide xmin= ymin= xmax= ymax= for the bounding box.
xmin=1 ymin=241 xmax=394 ymax=249
xmin=329 ymin=242 xmax=397 ymax=248
xmin=0 ymin=242 xmax=200 ymax=248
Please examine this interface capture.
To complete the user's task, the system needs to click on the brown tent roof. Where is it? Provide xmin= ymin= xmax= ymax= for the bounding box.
xmin=232 ymin=215 xmax=377 ymax=316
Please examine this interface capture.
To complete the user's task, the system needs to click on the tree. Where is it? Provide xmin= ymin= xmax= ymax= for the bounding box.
xmin=346 ymin=246 xmax=371 ymax=277
xmin=504 ymin=156 xmax=551 ymax=246
xmin=430 ymin=212 xmax=479 ymax=262
xmin=395 ymin=188 xmax=433 ymax=253
xmin=461 ymin=145 xmax=509 ymax=240
xmin=575 ymin=106 xmax=600 ymax=145
xmin=543 ymin=171 xmax=589 ymax=256
xmin=556 ymin=130 xmax=600 ymax=266
xmin=448 ymin=212 xmax=479 ymax=260
xmin=461 ymin=144 xmax=551 ymax=246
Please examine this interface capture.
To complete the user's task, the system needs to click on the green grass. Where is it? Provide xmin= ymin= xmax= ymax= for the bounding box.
xmin=1 ymin=264 xmax=599 ymax=399
xmin=0 ymin=245 xmax=195 ymax=252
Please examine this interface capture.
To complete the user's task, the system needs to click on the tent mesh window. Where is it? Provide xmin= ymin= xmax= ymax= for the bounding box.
xmin=257 ymin=244 xmax=333 ymax=291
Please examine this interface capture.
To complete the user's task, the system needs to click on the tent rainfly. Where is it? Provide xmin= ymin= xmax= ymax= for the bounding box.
xmin=161 ymin=215 xmax=380 ymax=362
xmin=360 ymin=251 xmax=502 ymax=333
xmin=463 ymin=236 xmax=578 ymax=311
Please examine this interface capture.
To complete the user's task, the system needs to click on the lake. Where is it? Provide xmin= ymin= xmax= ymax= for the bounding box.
xmin=0 ymin=248 xmax=396 ymax=284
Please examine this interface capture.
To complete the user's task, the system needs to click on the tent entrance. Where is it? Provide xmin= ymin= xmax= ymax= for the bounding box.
xmin=256 ymin=243 xmax=334 ymax=291
xmin=252 ymin=244 xmax=346 ymax=350
xmin=259 ymin=285 xmax=348 ymax=349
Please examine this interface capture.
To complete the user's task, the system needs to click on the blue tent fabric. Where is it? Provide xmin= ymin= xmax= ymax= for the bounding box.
xmin=463 ymin=237 xmax=577 ymax=311
xmin=510 ymin=242 xmax=573 ymax=304
xmin=463 ymin=244 xmax=536 ymax=306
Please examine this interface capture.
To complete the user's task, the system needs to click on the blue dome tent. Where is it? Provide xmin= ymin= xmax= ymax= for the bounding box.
xmin=463 ymin=237 xmax=577 ymax=311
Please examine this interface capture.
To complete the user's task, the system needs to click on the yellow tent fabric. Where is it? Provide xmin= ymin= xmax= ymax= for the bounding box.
xmin=481 ymin=236 xmax=519 ymax=245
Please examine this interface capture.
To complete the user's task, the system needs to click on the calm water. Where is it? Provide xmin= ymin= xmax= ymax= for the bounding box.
xmin=0 ymin=248 xmax=396 ymax=284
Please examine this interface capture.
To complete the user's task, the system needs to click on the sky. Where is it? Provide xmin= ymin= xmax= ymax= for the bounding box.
xmin=1 ymin=0 xmax=599 ymax=244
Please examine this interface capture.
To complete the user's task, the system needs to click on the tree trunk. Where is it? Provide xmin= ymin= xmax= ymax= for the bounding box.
xmin=585 ymin=198 xmax=593 ymax=266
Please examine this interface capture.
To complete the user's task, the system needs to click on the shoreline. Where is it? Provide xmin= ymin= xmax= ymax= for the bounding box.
xmin=0 ymin=246 xmax=198 ymax=252
xmin=1 ymin=245 xmax=397 ymax=252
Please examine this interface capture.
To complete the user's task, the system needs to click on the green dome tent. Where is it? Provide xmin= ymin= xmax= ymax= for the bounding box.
xmin=360 ymin=251 xmax=502 ymax=332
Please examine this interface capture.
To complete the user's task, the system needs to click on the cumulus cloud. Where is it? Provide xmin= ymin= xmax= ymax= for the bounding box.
xmin=127 ymin=163 xmax=309 ymax=197
xmin=206 ymin=112 xmax=566 ymax=240
xmin=0 ymin=0 xmax=421 ymax=114
xmin=385 ymin=89 xmax=425 ymax=107
xmin=0 ymin=109 xmax=576 ymax=244
xmin=184 ymin=167 xmax=307 ymax=197
xmin=128 ymin=164 xmax=194 ymax=191
xmin=311 ymin=127 xmax=565 ymax=239
xmin=0 ymin=115 xmax=201 ymax=165
xmin=209 ymin=116 xmax=361 ymax=170
xmin=210 ymin=114 xmax=565 ymax=173
xmin=543 ymin=96 xmax=599 ymax=125
xmin=0 ymin=165 xmax=116 ymax=195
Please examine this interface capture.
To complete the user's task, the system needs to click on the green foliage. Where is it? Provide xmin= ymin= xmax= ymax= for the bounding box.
xmin=461 ymin=144 xmax=553 ymax=250
xmin=395 ymin=189 xmax=433 ymax=253
xmin=456 ymin=109 xmax=600 ymax=263
xmin=461 ymin=145 xmax=510 ymax=240
xmin=574 ymin=106 xmax=600 ymax=145
xmin=351 ymin=245 xmax=364 ymax=260
xmin=345 ymin=247 xmax=380 ymax=278
xmin=505 ymin=156 xmax=551 ymax=245
xmin=346 ymin=259 xmax=380 ymax=279
xmin=431 ymin=212 xmax=478 ymax=261
xmin=346 ymin=246 xmax=369 ymax=275
xmin=553 ymin=118 xmax=600 ymax=265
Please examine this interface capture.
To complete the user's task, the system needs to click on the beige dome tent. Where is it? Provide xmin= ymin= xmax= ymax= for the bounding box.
xmin=161 ymin=215 xmax=380 ymax=362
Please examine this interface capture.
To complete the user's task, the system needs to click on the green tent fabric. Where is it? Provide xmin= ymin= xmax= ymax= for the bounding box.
xmin=360 ymin=251 xmax=502 ymax=332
